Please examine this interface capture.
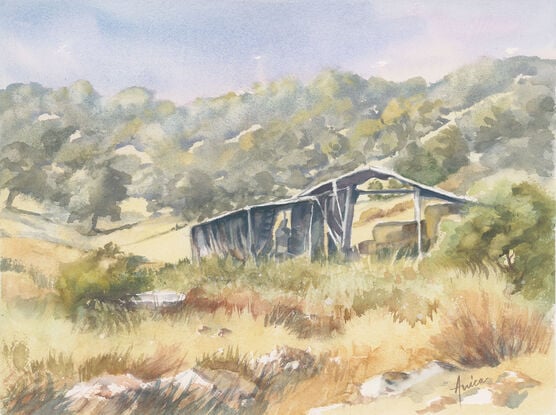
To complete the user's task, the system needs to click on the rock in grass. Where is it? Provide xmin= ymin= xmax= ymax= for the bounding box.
xmin=130 ymin=290 xmax=186 ymax=309
xmin=197 ymin=325 xmax=211 ymax=334
xmin=217 ymin=327 xmax=232 ymax=337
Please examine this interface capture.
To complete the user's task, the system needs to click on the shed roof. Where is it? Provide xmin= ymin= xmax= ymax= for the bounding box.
xmin=298 ymin=166 xmax=476 ymax=204
xmin=191 ymin=166 xmax=475 ymax=231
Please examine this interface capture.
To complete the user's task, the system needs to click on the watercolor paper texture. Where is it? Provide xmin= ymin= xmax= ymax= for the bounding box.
xmin=0 ymin=1 xmax=554 ymax=414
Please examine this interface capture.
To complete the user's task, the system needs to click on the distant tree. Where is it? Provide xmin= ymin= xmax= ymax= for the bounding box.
xmin=0 ymin=142 xmax=50 ymax=208
xmin=440 ymin=181 xmax=555 ymax=303
xmin=394 ymin=142 xmax=446 ymax=185
xmin=180 ymin=169 xmax=223 ymax=221
xmin=67 ymin=163 xmax=131 ymax=233
xmin=423 ymin=126 xmax=469 ymax=175
xmin=41 ymin=126 xmax=76 ymax=158
xmin=474 ymin=107 xmax=524 ymax=152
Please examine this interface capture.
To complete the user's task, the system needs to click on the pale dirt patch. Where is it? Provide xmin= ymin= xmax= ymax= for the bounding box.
xmin=1 ymin=271 xmax=44 ymax=301
xmin=0 ymin=237 xmax=83 ymax=276
xmin=0 ymin=201 xmax=190 ymax=264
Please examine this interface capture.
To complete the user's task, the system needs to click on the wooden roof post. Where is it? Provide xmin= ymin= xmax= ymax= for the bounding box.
xmin=305 ymin=202 xmax=312 ymax=259
xmin=413 ymin=187 xmax=422 ymax=258
xmin=190 ymin=229 xmax=198 ymax=263
xmin=323 ymin=197 xmax=329 ymax=258
xmin=342 ymin=185 xmax=356 ymax=254
xmin=246 ymin=207 xmax=254 ymax=259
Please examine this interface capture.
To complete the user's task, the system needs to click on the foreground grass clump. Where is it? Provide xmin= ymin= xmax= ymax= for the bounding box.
xmin=153 ymin=256 xmax=443 ymax=328
xmin=3 ymin=241 xmax=554 ymax=414
xmin=432 ymin=289 xmax=553 ymax=368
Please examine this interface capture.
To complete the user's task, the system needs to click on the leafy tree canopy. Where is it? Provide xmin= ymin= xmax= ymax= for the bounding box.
xmin=440 ymin=180 xmax=555 ymax=303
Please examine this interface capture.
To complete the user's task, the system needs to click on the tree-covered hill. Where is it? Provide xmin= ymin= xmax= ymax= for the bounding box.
xmin=0 ymin=56 xmax=554 ymax=230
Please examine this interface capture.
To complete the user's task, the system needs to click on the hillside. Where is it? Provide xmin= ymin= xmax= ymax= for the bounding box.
xmin=0 ymin=56 xmax=554 ymax=237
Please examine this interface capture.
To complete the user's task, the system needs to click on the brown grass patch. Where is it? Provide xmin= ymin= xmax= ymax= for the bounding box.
xmin=432 ymin=290 xmax=553 ymax=368
xmin=78 ymin=345 xmax=187 ymax=382
xmin=185 ymin=286 xmax=273 ymax=317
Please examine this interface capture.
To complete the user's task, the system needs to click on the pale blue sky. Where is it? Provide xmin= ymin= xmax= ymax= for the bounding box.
xmin=1 ymin=0 xmax=554 ymax=103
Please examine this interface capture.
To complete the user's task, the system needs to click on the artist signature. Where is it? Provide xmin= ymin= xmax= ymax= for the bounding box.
xmin=450 ymin=374 xmax=491 ymax=404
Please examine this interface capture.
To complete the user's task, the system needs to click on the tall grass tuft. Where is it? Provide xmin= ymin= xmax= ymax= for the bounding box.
xmin=78 ymin=347 xmax=187 ymax=382
xmin=432 ymin=290 xmax=553 ymax=368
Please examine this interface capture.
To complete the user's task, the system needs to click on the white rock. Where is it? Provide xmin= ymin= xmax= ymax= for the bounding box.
xmin=130 ymin=290 xmax=186 ymax=308
xmin=65 ymin=374 xmax=144 ymax=401
xmin=360 ymin=375 xmax=385 ymax=399
xmin=167 ymin=369 xmax=215 ymax=390
xmin=307 ymin=403 xmax=346 ymax=414
xmin=462 ymin=388 xmax=493 ymax=405
xmin=284 ymin=360 xmax=300 ymax=371
xmin=360 ymin=361 xmax=449 ymax=399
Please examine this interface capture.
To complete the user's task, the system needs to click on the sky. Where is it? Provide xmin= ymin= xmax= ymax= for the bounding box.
xmin=1 ymin=0 xmax=555 ymax=103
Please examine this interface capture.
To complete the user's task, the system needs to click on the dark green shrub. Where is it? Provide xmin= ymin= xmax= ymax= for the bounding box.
xmin=56 ymin=243 xmax=153 ymax=312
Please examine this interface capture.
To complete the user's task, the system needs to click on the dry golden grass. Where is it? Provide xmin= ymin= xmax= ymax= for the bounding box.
xmin=0 ymin=237 xmax=83 ymax=277
xmin=1 ymin=224 xmax=553 ymax=414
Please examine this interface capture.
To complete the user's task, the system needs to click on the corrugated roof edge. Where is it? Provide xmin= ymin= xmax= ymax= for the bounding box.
xmin=298 ymin=165 xmax=477 ymax=204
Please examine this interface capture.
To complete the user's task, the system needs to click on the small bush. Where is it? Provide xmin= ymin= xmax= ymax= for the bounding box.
xmin=432 ymin=290 xmax=552 ymax=368
xmin=56 ymin=243 xmax=153 ymax=313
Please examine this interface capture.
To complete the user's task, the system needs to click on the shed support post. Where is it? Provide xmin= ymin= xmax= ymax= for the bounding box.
xmin=322 ymin=198 xmax=329 ymax=258
xmin=190 ymin=230 xmax=198 ymax=263
xmin=307 ymin=202 xmax=314 ymax=259
xmin=341 ymin=185 xmax=356 ymax=253
xmin=247 ymin=208 xmax=254 ymax=259
xmin=413 ymin=188 xmax=422 ymax=258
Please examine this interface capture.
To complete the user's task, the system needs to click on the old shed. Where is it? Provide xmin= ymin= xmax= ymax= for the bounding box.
xmin=190 ymin=166 xmax=474 ymax=261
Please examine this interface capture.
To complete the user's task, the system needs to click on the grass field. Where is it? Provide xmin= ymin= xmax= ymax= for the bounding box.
xmin=0 ymin=200 xmax=554 ymax=414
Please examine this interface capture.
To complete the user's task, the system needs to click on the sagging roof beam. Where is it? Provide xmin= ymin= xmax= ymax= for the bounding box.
xmin=356 ymin=188 xmax=414 ymax=195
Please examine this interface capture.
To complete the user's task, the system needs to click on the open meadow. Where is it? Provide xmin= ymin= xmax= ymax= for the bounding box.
xmin=1 ymin=197 xmax=554 ymax=414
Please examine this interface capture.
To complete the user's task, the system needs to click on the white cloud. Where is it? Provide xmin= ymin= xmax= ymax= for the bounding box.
xmin=505 ymin=47 xmax=519 ymax=55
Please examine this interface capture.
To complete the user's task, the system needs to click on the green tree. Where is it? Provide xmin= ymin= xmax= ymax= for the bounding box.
xmin=0 ymin=142 xmax=50 ymax=208
xmin=67 ymin=163 xmax=131 ymax=233
xmin=423 ymin=126 xmax=469 ymax=175
xmin=394 ymin=142 xmax=446 ymax=185
xmin=440 ymin=181 xmax=555 ymax=303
